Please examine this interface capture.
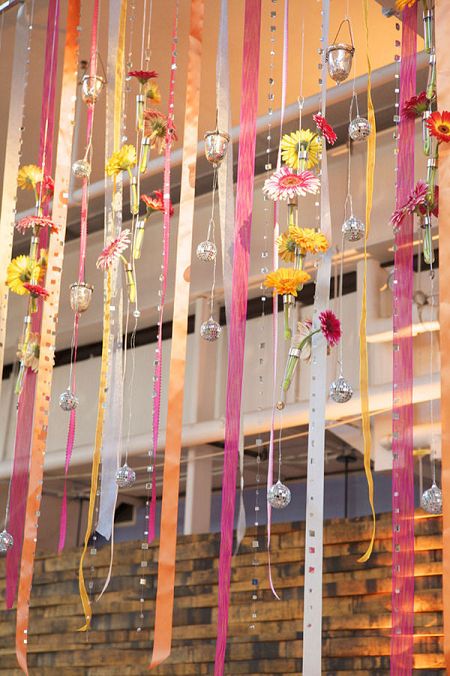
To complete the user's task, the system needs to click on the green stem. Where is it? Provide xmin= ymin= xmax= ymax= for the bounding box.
xmin=133 ymin=222 xmax=146 ymax=260
xmin=283 ymin=302 xmax=292 ymax=340
xmin=140 ymin=142 xmax=149 ymax=174
xmin=423 ymin=223 xmax=434 ymax=265
xmin=426 ymin=53 xmax=436 ymax=100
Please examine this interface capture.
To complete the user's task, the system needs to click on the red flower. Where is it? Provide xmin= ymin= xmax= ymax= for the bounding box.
xmin=402 ymin=91 xmax=430 ymax=119
xmin=319 ymin=310 xmax=341 ymax=347
xmin=16 ymin=215 xmax=58 ymax=235
xmin=23 ymin=283 xmax=49 ymax=299
xmin=37 ymin=175 xmax=54 ymax=203
xmin=391 ymin=180 xmax=430 ymax=228
xmin=313 ymin=113 xmax=337 ymax=145
xmin=427 ymin=111 xmax=450 ymax=143
xmin=142 ymin=190 xmax=174 ymax=216
xmin=128 ymin=69 xmax=158 ymax=85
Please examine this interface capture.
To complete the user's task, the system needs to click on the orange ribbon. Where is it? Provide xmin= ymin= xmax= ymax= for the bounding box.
xmin=436 ymin=2 xmax=450 ymax=668
xmin=149 ymin=0 xmax=205 ymax=668
xmin=15 ymin=2 xmax=80 ymax=672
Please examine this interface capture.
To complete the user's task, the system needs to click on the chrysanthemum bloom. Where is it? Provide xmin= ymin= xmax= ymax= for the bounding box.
xmin=263 ymin=167 xmax=320 ymax=201
xmin=17 ymin=165 xmax=43 ymax=191
xmin=105 ymin=145 xmax=137 ymax=177
xmin=402 ymin=91 xmax=430 ymax=119
xmin=6 ymin=256 xmax=41 ymax=295
xmin=313 ymin=113 xmax=337 ymax=145
xmin=23 ymin=283 xmax=49 ymax=299
xmin=128 ymin=69 xmax=158 ymax=85
xmin=143 ymin=110 xmax=178 ymax=153
xmin=96 ymin=229 xmax=131 ymax=270
xmin=276 ymin=232 xmax=297 ymax=263
xmin=145 ymin=81 xmax=162 ymax=104
xmin=288 ymin=226 xmax=329 ymax=255
xmin=264 ymin=267 xmax=311 ymax=296
xmin=142 ymin=191 xmax=174 ymax=216
xmin=16 ymin=215 xmax=58 ymax=235
xmin=427 ymin=111 xmax=450 ymax=143
xmin=395 ymin=0 xmax=417 ymax=9
xmin=319 ymin=309 xmax=341 ymax=347
xmin=281 ymin=129 xmax=322 ymax=170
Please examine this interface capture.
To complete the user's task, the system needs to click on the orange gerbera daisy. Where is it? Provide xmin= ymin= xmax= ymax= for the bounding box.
xmin=426 ymin=111 xmax=450 ymax=143
xmin=264 ymin=268 xmax=311 ymax=296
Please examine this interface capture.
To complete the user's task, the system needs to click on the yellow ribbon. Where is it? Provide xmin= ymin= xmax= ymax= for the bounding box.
xmin=358 ymin=0 xmax=376 ymax=563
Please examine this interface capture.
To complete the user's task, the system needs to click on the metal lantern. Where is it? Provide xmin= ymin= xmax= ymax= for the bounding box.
xmin=342 ymin=215 xmax=365 ymax=242
xmin=196 ymin=240 xmax=217 ymax=262
xmin=81 ymin=74 xmax=105 ymax=104
xmin=72 ymin=159 xmax=92 ymax=179
xmin=204 ymin=129 xmax=230 ymax=167
xmin=329 ymin=376 xmax=353 ymax=404
xmin=0 ymin=530 xmax=13 ymax=553
xmin=59 ymin=388 xmax=79 ymax=411
xmin=70 ymin=282 xmax=93 ymax=313
xmin=200 ymin=317 xmax=222 ymax=342
xmin=115 ymin=464 xmax=136 ymax=489
xmin=349 ymin=116 xmax=371 ymax=141
xmin=267 ymin=481 xmax=291 ymax=509
xmin=421 ymin=482 xmax=442 ymax=514
xmin=325 ymin=18 xmax=355 ymax=84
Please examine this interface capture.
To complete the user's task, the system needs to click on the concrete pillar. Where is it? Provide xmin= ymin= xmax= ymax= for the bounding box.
xmin=183 ymin=445 xmax=214 ymax=535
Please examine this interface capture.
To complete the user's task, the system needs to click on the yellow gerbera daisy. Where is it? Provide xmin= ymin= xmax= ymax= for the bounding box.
xmin=17 ymin=165 xmax=43 ymax=191
xmin=281 ymin=129 xmax=322 ymax=170
xmin=264 ymin=267 xmax=311 ymax=296
xmin=105 ymin=144 xmax=137 ymax=177
xmin=277 ymin=232 xmax=297 ymax=263
xmin=6 ymin=256 xmax=41 ymax=295
xmin=395 ymin=0 xmax=417 ymax=9
xmin=288 ymin=226 xmax=329 ymax=255
xmin=145 ymin=81 xmax=162 ymax=104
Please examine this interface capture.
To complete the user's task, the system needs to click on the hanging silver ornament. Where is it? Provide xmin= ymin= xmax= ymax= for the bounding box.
xmin=200 ymin=317 xmax=222 ymax=342
xmin=325 ymin=18 xmax=355 ymax=84
xmin=70 ymin=282 xmax=93 ymax=313
xmin=329 ymin=376 xmax=353 ymax=403
xmin=421 ymin=482 xmax=442 ymax=514
xmin=115 ymin=464 xmax=136 ymax=489
xmin=81 ymin=74 xmax=105 ymax=104
xmin=276 ymin=400 xmax=285 ymax=411
xmin=342 ymin=215 xmax=365 ymax=242
xmin=59 ymin=388 xmax=79 ymax=411
xmin=267 ymin=481 xmax=291 ymax=509
xmin=196 ymin=240 xmax=217 ymax=262
xmin=72 ymin=159 xmax=92 ymax=179
xmin=349 ymin=116 xmax=371 ymax=141
xmin=204 ymin=129 xmax=230 ymax=167
xmin=0 ymin=529 xmax=13 ymax=553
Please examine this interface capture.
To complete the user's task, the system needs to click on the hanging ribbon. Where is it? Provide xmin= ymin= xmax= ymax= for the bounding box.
xmin=6 ymin=0 xmax=60 ymax=610
xmin=434 ymin=3 xmax=450 ymax=670
xmin=214 ymin=1 xmax=261 ymax=673
xmin=148 ymin=2 xmax=179 ymax=544
xmin=302 ymin=3 xmax=332 ymax=673
xmin=15 ymin=2 xmax=80 ymax=671
xmin=59 ymin=0 xmax=100 ymax=553
xmin=358 ymin=0 xmax=377 ymax=563
xmin=149 ymin=0 xmax=205 ymax=667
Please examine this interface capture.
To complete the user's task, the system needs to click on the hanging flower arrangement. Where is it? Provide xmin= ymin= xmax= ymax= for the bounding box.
xmin=96 ymin=229 xmax=131 ymax=271
xmin=6 ymin=256 xmax=41 ymax=296
xmin=128 ymin=69 xmax=158 ymax=85
xmin=15 ymin=215 xmax=58 ymax=235
xmin=280 ymin=129 xmax=322 ymax=170
xmin=313 ymin=113 xmax=337 ymax=145
xmin=402 ymin=91 xmax=432 ymax=119
xmin=264 ymin=267 xmax=311 ymax=297
xmin=143 ymin=110 xmax=178 ymax=153
xmin=263 ymin=167 xmax=320 ymax=201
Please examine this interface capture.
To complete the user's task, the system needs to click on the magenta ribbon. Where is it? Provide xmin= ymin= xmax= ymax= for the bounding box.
xmin=148 ymin=6 xmax=178 ymax=543
xmin=6 ymin=0 xmax=60 ymax=608
xmin=214 ymin=1 xmax=261 ymax=672
xmin=391 ymin=5 xmax=416 ymax=673
xmin=58 ymin=0 xmax=99 ymax=553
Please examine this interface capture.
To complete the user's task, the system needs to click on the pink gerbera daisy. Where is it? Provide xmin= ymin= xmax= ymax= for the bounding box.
xmin=319 ymin=310 xmax=341 ymax=347
xmin=390 ymin=180 xmax=429 ymax=228
xmin=402 ymin=91 xmax=430 ymax=120
xmin=23 ymin=283 xmax=49 ymax=299
xmin=15 ymin=215 xmax=58 ymax=235
xmin=37 ymin=175 xmax=54 ymax=203
xmin=263 ymin=167 xmax=320 ymax=201
xmin=128 ymin=69 xmax=158 ymax=84
xmin=96 ymin=229 xmax=131 ymax=270
xmin=313 ymin=113 xmax=337 ymax=145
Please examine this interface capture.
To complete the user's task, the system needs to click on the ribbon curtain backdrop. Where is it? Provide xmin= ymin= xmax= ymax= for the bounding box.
xmin=214 ymin=1 xmax=262 ymax=673
xmin=149 ymin=0 xmax=205 ymax=667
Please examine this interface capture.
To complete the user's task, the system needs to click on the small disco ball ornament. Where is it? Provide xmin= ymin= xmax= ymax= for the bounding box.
xmin=59 ymin=388 xmax=79 ymax=411
xmin=70 ymin=282 xmax=93 ymax=313
xmin=0 ymin=529 xmax=14 ymax=553
xmin=267 ymin=481 xmax=291 ymax=509
xmin=329 ymin=376 xmax=353 ymax=404
xmin=200 ymin=317 xmax=222 ymax=342
xmin=349 ymin=116 xmax=371 ymax=141
xmin=421 ymin=482 xmax=442 ymax=515
xmin=72 ymin=159 xmax=91 ymax=179
xmin=115 ymin=464 xmax=136 ymax=488
xmin=276 ymin=400 xmax=285 ymax=411
xmin=342 ymin=215 xmax=365 ymax=242
xmin=196 ymin=240 xmax=217 ymax=262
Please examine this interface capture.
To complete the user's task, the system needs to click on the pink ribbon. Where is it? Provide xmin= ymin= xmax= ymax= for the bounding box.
xmin=391 ymin=5 xmax=416 ymax=673
xmin=6 ymin=0 xmax=60 ymax=608
xmin=214 ymin=1 xmax=261 ymax=672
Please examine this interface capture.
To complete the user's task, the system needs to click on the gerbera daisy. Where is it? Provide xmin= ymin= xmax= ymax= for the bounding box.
xmin=418 ymin=184 xmax=439 ymax=218
xmin=298 ymin=319 xmax=313 ymax=362
xmin=263 ymin=167 xmax=320 ymax=201
xmin=15 ymin=215 xmax=58 ymax=235
xmin=319 ymin=310 xmax=341 ymax=347
xmin=142 ymin=191 xmax=174 ymax=215
xmin=145 ymin=81 xmax=162 ymax=104
xmin=128 ymin=69 xmax=158 ymax=84
xmin=390 ymin=179 xmax=429 ymax=228
xmin=426 ymin=111 xmax=450 ymax=143
xmin=402 ymin=91 xmax=430 ymax=119
xmin=17 ymin=332 xmax=40 ymax=372
xmin=17 ymin=165 xmax=43 ymax=191
xmin=143 ymin=110 xmax=178 ymax=153
xmin=280 ymin=129 xmax=322 ymax=170
xmin=313 ymin=113 xmax=337 ymax=145
xmin=276 ymin=232 xmax=297 ymax=263
xmin=6 ymin=256 xmax=41 ymax=296
xmin=37 ymin=175 xmax=54 ymax=203
xmin=288 ymin=226 xmax=329 ymax=255
xmin=264 ymin=267 xmax=311 ymax=296
xmin=96 ymin=229 xmax=131 ymax=270
xmin=105 ymin=145 xmax=137 ymax=177
xmin=395 ymin=0 xmax=417 ymax=9
xmin=23 ymin=283 xmax=49 ymax=299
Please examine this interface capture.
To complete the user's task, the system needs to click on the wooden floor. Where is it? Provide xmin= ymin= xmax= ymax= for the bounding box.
xmin=0 ymin=511 xmax=444 ymax=675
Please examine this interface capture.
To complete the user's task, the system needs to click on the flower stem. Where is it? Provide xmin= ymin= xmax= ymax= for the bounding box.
xmin=423 ymin=223 xmax=434 ymax=265
xmin=283 ymin=302 xmax=292 ymax=340
xmin=133 ymin=221 xmax=145 ymax=260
